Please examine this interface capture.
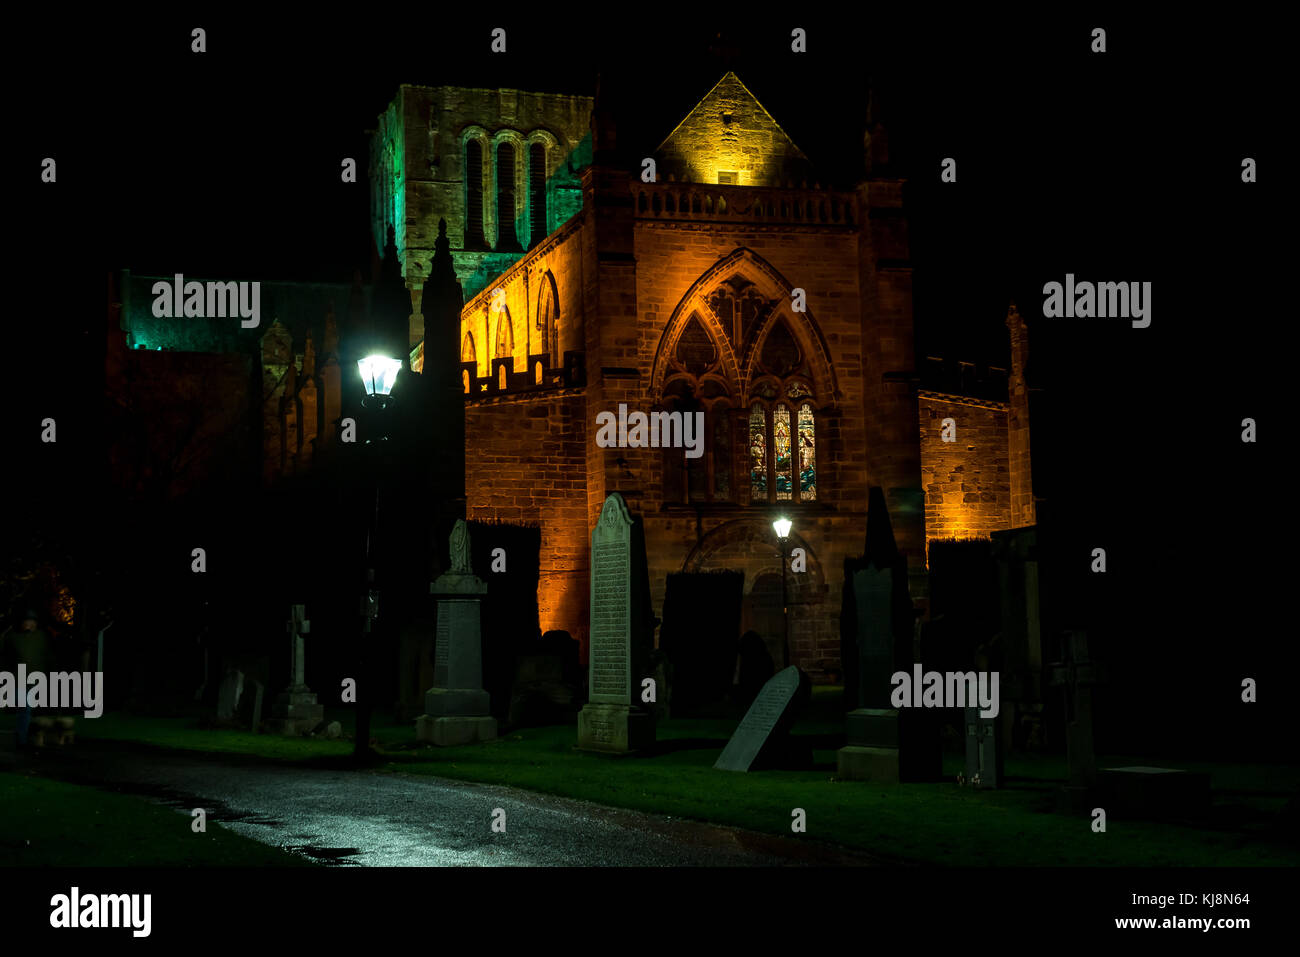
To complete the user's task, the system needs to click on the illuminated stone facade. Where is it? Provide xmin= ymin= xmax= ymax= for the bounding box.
xmin=401 ymin=73 xmax=1035 ymax=677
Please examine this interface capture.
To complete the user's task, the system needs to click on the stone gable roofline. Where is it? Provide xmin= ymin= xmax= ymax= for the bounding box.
xmin=653 ymin=71 xmax=810 ymax=162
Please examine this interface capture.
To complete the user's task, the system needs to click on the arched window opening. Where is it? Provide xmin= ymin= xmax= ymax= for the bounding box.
xmin=529 ymin=142 xmax=547 ymax=247
xmin=494 ymin=309 xmax=513 ymax=359
xmin=496 ymin=142 xmax=519 ymax=251
xmin=465 ymin=140 xmax=485 ymax=249
xmin=798 ymin=402 xmax=817 ymax=501
xmin=536 ymin=272 xmax=560 ymax=368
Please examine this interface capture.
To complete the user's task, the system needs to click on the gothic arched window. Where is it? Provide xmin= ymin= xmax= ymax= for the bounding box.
xmin=494 ymin=307 xmax=514 ymax=359
xmin=465 ymin=139 xmax=486 ymax=249
xmin=529 ymin=142 xmax=547 ymax=247
xmin=658 ymin=296 xmax=822 ymax=508
xmin=746 ymin=319 xmax=817 ymax=504
xmin=536 ymin=271 xmax=559 ymax=367
xmin=496 ymin=142 xmax=520 ymax=251
xmin=460 ymin=332 xmax=476 ymax=363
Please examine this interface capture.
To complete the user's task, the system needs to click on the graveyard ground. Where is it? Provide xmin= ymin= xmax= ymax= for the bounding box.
xmin=0 ymin=772 xmax=317 ymax=867
xmin=9 ymin=688 xmax=1295 ymax=868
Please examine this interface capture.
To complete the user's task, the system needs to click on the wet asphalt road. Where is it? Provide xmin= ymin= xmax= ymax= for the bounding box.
xmin=20 ymin=744 xmax=880 ymax=866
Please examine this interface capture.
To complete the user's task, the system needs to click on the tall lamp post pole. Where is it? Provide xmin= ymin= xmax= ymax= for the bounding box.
xmin=773 ymin=517 xmax=792 ymax=669
xmin=355 ymin=354 xmax=401 ymax=762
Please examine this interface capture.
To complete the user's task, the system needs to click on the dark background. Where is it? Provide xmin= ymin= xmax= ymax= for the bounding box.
xmin=6 ymin=11 xmax=1289 ymax=755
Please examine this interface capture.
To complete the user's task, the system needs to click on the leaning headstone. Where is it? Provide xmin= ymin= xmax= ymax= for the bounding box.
xmin=577 ymin=493 xmax=655 ymax=752
xmin=217 ymin=669 xmax=244 ymax=720
xmin=416 ymin=520 xmax=497 ymax=746
xmin=964 ymin=706 xmax=1002 ymax=787
xmin=268 ymin=605 xmax=325 ymax=735
xmin=714 ymin=666 xmax=811 ymax=771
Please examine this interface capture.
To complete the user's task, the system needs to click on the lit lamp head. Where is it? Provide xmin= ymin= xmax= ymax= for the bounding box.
xmin=358 ymin=354 xmax=401 ymax=409
xmin=772 ymin=517 xmax=792 ymax=541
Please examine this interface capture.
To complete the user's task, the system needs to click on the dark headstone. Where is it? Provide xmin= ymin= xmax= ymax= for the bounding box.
xmin=1098 ymin=767 xmax=1211 ymax=819
xmin=714 ymin=666 xmax=811 ymax=772
xmin=660 ymin=571 xmax=743 ymax=711
xmin=238 ymin=678 xmax=265 ymax=732
xmin=507 ymin=654 xmax=577 ymax=728
xmin=736 ymin=630 xmax=775 ymax=708
xmin=216 ymin=669 xmax=244 ymax=720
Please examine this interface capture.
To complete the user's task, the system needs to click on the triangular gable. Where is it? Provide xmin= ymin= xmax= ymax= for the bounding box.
xmin=654 ymin=72 xmax=814 ymax=187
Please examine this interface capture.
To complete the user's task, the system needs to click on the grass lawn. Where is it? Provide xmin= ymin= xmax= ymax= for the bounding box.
xmin=29 ymin=692 xmax=1300 ymax=867
xmin=0 ymin=772 xmax=316 ymax=867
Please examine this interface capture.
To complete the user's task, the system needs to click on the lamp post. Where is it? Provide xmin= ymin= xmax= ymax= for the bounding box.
xmin=772 ymin=517 xmax=792 ymax=669
xmin=354 ymin=354 xmax=401 ymax=761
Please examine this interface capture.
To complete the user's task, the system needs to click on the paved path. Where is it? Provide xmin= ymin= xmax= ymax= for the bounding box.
xmin=20 ymin=743 xmax=880 ymax=867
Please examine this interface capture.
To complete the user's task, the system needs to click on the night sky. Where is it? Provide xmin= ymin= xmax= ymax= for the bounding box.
xmin=11 ymin=12 xmax=1290 ymax=747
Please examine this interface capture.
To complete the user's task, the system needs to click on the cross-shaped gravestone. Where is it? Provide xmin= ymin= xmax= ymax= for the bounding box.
xmin=269 ymin=603 xmax=324 ymax=734
xmin=286 ymin=604 xmax=311 ymax=693
xmin=964 ymin=706 xmax=1000 ymax=788
xmin=1050 ymin=630 xmax=1098 ymax=789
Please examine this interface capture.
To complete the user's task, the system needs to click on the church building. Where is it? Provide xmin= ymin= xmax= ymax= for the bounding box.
xmin=381 ymin=72 xmax=1036 ymax=678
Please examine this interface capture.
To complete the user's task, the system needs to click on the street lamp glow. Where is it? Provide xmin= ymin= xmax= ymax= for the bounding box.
xmin=358 ymin=355 xmax=402 ymax=397
xmin=772 ymin=517 xmax=792 ymax=540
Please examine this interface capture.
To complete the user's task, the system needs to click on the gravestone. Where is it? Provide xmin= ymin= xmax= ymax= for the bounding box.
xmin=660 ymin=571 xmax=743 ymax=712
xmin=838 ymin=488 xmax=915 ymax=782
xmin=991 ymin=527 xmax=1044 ymax=751
xmin=964 ymin=706 xmax=1002 ymax=787
xmin=396 ymin=617 xmax=436 ymax=722
xmin=216 ymin=669 xmax=244 ymax=720
xmin=1097 ymin=766 xmax=1211 ymax=820
xmin=238 ymin=678 xmax=265 ymax=732
xmin=416 ymin=520 xmax=497 ymax=746
xmin=714 ymin=666 xmax=811 ymax=771
xmin=1050 ymin=630 xmax=1100 ymax=810
xmin=577 ymin=493 xmax=655 ymax=752
xmin=268 ymin=605 xmax=325 ymax=735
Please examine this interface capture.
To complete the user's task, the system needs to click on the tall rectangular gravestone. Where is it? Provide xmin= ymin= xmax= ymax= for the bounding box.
xmin=578 ymin=493 xmax=655 ymax=753
xmin=714 ymin=666 xmax=811 ymax=771
xmin=417 ymin=519 xmax=497 ymax=746
xmin=838 ymin=488 xmax=915 ymax=782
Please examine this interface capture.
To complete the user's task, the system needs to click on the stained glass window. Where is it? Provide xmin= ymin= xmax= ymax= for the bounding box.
xmin=798 ymin=403 xmax=816 ymax=501
xmin=749 ymin=403 xmax=767 ymax=500
xmin=774 ymin=406 xmax=792 ymax=501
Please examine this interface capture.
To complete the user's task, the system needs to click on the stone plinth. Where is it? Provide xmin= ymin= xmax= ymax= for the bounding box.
xmin=577 ymin=703 xmax=654 ymax=754
xmin=837 ymin=746 xmax=900 ymax=783
xmin=268 ymin=689 xmax=324 ymax=736
xmin=416 ymin=530 xmax=497 ymax=747
xmin=838 ymin=707 xmax=900 ymax=781
xmin=416 ymin=714 xmax=498 ymax=746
